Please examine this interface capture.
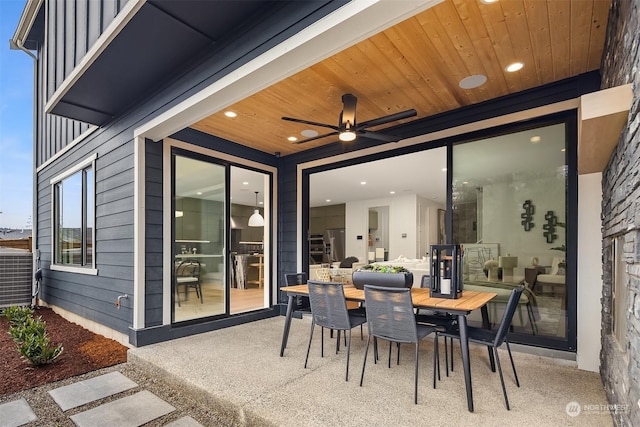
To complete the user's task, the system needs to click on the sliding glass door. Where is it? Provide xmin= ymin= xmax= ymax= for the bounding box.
xmin=173 ymin=154 xmax=226 ymax=322
xmin=171 ymin=151 xmax=271 ymax=323
xmin=452 ymin=122 xmax=570 ymax=343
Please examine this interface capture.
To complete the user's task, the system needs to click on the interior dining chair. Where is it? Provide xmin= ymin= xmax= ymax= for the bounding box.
xmin=304 ymin=280 xmax=367 ymax=381
xmin=359 ymin=285 xmax=437 ymax=404
xmin=435 ymin=285 xmax=525 ymax=410
xmin=175 ymin=260 xmax=203 ymax=306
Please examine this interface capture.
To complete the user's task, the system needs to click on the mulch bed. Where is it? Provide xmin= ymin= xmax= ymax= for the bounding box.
xmin=0 ymin=306 xmax=128 ymax=397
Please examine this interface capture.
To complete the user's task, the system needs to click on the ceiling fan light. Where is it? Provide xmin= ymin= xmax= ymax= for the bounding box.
xmin=339 ymin=131 xmax=357 ymax=142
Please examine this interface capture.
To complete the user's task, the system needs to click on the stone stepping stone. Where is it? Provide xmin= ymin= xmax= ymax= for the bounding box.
xmin=0 ymin=398 xmax=37 ymax=427
xmin=69 ymin=390 xmax=175 ymax=427
xmin=164 ymin=416 xmax=205 ymax=426
xmin=48 ymin=371 xmax=138 ymax=411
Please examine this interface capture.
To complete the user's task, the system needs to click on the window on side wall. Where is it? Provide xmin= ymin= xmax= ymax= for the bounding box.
xmin=50 ymin=155 xmax=96 ymax=274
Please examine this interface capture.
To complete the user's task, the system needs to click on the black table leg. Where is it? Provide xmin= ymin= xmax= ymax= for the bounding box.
xmin=280 ymin=294 xmax=295 ymax=357
xmin=458 ymin=314 xmax=474 ymax=412
xmin=481 ymin=305 xmax=496 ymax=372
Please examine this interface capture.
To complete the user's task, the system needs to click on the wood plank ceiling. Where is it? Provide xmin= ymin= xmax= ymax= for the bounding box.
xmin=190 ymin=0 xmax=611 ymax=157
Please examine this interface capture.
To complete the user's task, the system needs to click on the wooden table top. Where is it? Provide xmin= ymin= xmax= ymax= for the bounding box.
xmin=280 ymin=285 xmax=496 ymax=312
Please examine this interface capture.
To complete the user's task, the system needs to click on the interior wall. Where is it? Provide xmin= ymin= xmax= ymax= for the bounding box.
xmin=481 ymin=172 xmax=566 ymax=276
xmin=346 ymin=194 xmax=418 ymax=262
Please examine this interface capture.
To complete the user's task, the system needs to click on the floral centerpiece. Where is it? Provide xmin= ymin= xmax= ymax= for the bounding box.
xmin=352 ymin=263 xmax=414 ymax=289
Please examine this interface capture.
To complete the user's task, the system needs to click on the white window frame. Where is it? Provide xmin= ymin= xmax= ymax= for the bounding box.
xmin=50 ymin=154 xmax=98 ymax=275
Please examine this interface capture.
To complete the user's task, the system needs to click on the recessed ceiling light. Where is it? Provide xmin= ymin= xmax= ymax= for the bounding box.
xmin=326 ymin=199 xmax=331 ymax=202
xmin=459 ymin=74 xmax=487 ymax=89
xmin=390 ymin=191 xmax=395 ymax=194
xmin=462 ymin=181 xmax=469 ymax=185
xmin=360 ymin=181 xmax=367 ymax=185
xmin=196 ymin=192 xmax=202 ymax=195
xmin=506 ymin=62 xmax=524 ymax=72
xmin=287 ymin=136 xmax=298 ymax=142
xmin=530 ymin=136 xmax=541 ymax=143
xmin=301 ymin=129 xmax=319 ymax=138
xmin=442 ymin=168 xmax=447 ymax=172
xmin=561 ymin=148 xmax=566 ymax=152
xmin=224 ymin=111 xmax=237 ymax=118
xmin=242 ymin=181 xmax=249 ymax=185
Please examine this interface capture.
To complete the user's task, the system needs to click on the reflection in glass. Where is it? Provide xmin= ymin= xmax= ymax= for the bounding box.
xmin=453 ymin=123 xmax=568 ymax=340
xmin=173 ymin=155 xmax=226 ymax=322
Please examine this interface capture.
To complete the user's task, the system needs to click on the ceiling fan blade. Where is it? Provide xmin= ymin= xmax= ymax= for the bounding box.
xmin=359 ymin=130 xmax=400 ymax=143
xmin=294 ymin=131 xmax=339 ymax=144
xmin=356 ymin=109 xmax=417 ymax=130
xmin=341 ymin=93 xmax=357 ymax=128
xmin=281 ymin=116 xmax=339 ymax=131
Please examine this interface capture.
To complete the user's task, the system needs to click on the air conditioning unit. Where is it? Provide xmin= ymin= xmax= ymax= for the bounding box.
xmin=0 ymin=248 xmax=33 ymax=308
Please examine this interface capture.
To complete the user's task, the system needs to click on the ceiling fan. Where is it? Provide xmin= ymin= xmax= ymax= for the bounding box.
xmin=282 ymin=93 xmax=417 ymax=144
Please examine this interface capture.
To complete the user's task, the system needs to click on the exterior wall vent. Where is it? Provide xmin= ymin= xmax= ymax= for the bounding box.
xmin=0 ymin=248 xmax=33 ymax=308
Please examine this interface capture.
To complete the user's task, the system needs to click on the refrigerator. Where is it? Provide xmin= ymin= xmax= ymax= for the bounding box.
xmin=323 ymin=229 xmax=345 ymax=263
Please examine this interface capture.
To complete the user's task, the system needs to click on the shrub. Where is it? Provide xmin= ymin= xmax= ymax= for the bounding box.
xmin=18 ymin=332 xmax=64 ymax=366
xmin=2 ymin=305 xmax=34 ymax=327
xmin=4 ymin=307 xmax=64 ymax=366
xmin=9 ymin=316 xmax=47 ymax=343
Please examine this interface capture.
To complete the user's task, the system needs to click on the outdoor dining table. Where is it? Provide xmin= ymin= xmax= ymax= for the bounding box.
xmin=279 ymin=284 xmax=497 ymax=412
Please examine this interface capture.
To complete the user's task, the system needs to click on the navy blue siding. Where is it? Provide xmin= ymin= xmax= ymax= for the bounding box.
xmin=145 ymin=139 xmax=164 ymax=327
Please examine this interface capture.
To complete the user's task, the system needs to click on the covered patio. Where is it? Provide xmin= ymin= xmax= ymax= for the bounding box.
xmin=128 ymin=315 xmax=611 ymax=426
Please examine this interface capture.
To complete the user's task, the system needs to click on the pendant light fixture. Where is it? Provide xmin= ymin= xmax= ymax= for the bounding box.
xmin=248 ymin=191 xmax=265 ymax=227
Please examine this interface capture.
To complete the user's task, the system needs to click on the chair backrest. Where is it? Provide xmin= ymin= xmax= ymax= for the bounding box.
xmin=176 ymin=260 xmax=200 ymax=278
xmin=285 ymin=272 xmax=307 ymax=286
xmin=493 ymin=285 xmax=525 ymax=347
xmin=307 ymin=280 xmax=351 ymax=330
xmin=420 ymin=274 xmax=430 ymax=289
xmin=363 ymin=285 xmax=417 ymax=344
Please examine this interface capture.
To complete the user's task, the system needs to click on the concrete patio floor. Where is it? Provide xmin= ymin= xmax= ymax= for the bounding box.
xmin=128 ymin=315 xmax=613 ymax=427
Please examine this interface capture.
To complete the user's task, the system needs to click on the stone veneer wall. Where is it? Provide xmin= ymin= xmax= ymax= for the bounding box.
xmin=600 ymin=0 xmax=640 ymax=426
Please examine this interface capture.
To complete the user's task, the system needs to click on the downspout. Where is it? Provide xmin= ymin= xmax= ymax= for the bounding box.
xmin=9 ymin=38 xmax=38 ymax=303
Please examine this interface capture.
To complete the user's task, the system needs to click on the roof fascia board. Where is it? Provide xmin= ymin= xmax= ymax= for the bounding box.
xmin=43 ymin=0 xmax=147 ymax=116
xmin=10 ymin=0 xmax=43 ymax=47
xmin=135 ymin=0 xmax=443 ymax=142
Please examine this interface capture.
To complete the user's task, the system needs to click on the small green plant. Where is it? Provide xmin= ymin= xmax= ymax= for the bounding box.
xmin=2 ymin=305 xmax=34 ymax=327
xmin=4 ymin=307 xmax=64 ymax=366
xmin=9 ymin=316 xmax=47 ymax=343
xmin=17 ymin=332 xmax=63 ymax=366
xmin=358 ymin=264 xmax=411 ymax=274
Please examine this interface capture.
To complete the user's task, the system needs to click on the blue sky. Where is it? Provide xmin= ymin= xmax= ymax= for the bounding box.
xmin=0 ymin=0 xmax=33 ymax=230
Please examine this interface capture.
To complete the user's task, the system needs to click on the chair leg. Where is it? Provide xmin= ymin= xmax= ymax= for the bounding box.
xmin=345 ymin=329 xmax=352 ymax=382
xmin=388 ymin=341 xmax=393 ymax=368
xmin=397 ymin=342 xmax=401 ymax=365
xmin=505 ymin=340 xmax=520 ymax=387
xmin=414 ymin=342 xmax=420 ymax=404
xmin=527 ymin=303 xmax=537 ymax=335
xmin=444 ymin=336 xmax=449 ymax=377
xmin=493 ymin=347 xmax=510 ymax=410
xmin=360 ymin=336 xmax=372 ymax=387
xmin=320 ymin=327 xmax=325 ymax=358
xmin=304 ymin=322 xmax=315 ymax=369
xmin=433 ymin=333 xmax=440 ymax=389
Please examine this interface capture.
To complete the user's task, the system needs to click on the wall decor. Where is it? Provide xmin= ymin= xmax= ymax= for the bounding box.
xmin=521 ymin=200 xmax=535 ymax=231
xmin=543 ymin=210 xmax=558 ymax=243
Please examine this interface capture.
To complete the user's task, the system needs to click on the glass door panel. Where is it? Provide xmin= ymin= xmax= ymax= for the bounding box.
xmin=173 ymin=155 xmax=226 ymax=322
xmin=229 ymin=166 xmax=269 ymax=314
xmin=452 ymin=123 xmax=568 ymax=340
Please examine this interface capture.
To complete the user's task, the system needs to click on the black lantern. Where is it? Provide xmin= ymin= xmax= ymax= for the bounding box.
xmin=429 ymin=244 xmax=463 ymax=299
